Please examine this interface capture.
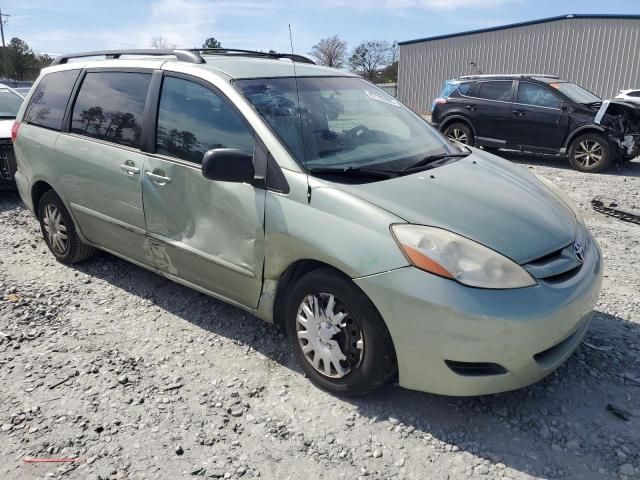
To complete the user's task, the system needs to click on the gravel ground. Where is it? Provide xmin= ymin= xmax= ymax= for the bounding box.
xmin=1 ymin=153 xmax=639 ymax=480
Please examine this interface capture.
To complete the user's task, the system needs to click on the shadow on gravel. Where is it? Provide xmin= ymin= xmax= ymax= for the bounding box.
xmin=0 ymin=189 xmax=20 ymax=212
xmin=493 ymin=149 xmax=640 ymax=177
xmin=72 ymin=251 xmax=640 ymax=479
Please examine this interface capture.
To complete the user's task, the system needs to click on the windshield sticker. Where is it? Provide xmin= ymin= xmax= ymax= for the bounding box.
xmin=365 ymin=90 xmax=401 ymax=107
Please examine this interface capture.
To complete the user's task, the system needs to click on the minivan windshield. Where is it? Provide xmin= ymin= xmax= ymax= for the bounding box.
xmin=550 ymin=82 xmax=601 ymax=104
xmin=0 ymin=89 xmax=23 ymax=118
xmin=235 ymin=77 xmax=458 ymax=173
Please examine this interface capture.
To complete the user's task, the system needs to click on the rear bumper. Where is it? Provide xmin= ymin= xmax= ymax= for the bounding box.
xmin=354 ymin=234 xmax=603 ymax=396
xmin=14 ymin=169 xmax=33 ymax=212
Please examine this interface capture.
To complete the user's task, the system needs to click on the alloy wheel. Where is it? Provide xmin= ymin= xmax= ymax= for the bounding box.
xmin=447 ymin=128 xmax=468 ymax=144
xmin=573 ymin=140 xmax=603 ymax=168
xmin=295 ymin=293 xmax=364 ymax=379
xmin=42 ymin=203 xmax=68 ymax=254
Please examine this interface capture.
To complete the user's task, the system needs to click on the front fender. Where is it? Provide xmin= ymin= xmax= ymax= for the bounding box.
xmin=562 ymin=124 xmax=608 ymax=150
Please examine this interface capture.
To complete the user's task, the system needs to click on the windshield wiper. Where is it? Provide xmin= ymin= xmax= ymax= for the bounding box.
xmin=308 ymin=166 xmax=397 ymax=179
xmin=401 ymin=152 xmax=470 ymax=172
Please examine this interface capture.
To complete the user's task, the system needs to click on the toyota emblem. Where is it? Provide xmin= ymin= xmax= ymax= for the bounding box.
xmin=574 ymin=242 xmax=585 ymax=262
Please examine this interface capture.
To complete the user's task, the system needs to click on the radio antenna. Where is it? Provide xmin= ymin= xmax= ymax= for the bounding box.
xmin=288 ymin=23 xmax=295 ymax=55
xmin=287 ymin=24 xmax=309 ymax=200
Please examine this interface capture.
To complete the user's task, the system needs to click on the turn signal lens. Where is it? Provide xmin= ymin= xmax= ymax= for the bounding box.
xmin=391 ymin=225 xmax=537 ymax=289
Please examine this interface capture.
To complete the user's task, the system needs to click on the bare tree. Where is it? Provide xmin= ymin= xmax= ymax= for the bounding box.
xmin=348 ymin=40 xmax=394 ymax=81
xmin=150 ymin=36 xmax=175 ymax=49
xmin=310 ymin=35 xmax=347 ymax=68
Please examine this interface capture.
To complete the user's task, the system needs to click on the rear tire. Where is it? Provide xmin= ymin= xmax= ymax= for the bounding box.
xmin=568 ymin=133 xmax=613 ymax=172
xmin=285 ymin=268 xmax=396 ymax=397
xmin=38 ymin=190 xmax=95 ymax=264
xmin=443 ymin=122 xmax=474 ymax=146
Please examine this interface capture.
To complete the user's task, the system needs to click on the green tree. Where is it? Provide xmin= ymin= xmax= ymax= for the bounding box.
xmin=0 ymin=37 xmax=50 ymax=81
xmin=7 ymin=37 xmax=38 ymax=80
xmin=202 ymin=37 xmax=221 ymax=49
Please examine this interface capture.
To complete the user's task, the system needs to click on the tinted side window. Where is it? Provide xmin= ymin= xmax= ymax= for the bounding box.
xmin=156 ymin=76 xmax=254 ymax=163
xmin=476 ymin=81 xmax=513 ymax=101
xmin=71 ymin=71 xmax=151 ymax=148
xmin=458 ymin=82 xmax=475 ymax=95
xmin=517 ymin=83 xmax=561 ymax=108
xmin=628 ymin=91 xmax=640 ymax=98
xmin=25 ymin=70 xmax=80 ymax=131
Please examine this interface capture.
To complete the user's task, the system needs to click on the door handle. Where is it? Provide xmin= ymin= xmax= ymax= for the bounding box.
xmin=512 ymin=110 xmax=526 ymax=117
xmin=465 ymin=104 xmax=477 ymax=111
xmin=120 ymin=163 xmax=140 ymax=175
xmin=146 ymin=171 xmax=172 ymax=184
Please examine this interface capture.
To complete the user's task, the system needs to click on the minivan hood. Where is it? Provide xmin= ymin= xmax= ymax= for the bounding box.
xmin=339 ymin=152 xmax=577 ymax=264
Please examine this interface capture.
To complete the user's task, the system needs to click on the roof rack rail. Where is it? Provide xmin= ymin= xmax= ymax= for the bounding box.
xmin=189 ymin=48 xmax=315 ymax=64
xmin=458 ymin=73 xmax=559 ymax=79
xmin=51 ymin=49 xmax=204 ymax=66
xmin=51 ymin=48 xmax=315 ymax=66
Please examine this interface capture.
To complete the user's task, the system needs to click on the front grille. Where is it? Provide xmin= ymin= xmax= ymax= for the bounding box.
xmin=445 ymin=360 xmax=507 ymax=377
xmin=523 ymin=226 xmax=589 ymax=282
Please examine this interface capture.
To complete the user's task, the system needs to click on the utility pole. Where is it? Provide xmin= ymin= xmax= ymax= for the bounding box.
xmin=0 ymin=9 xmax=9 ymax=81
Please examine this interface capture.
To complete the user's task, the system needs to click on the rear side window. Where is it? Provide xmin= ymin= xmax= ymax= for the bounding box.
xmin=458 ymin=82 xmax=475 ymax=95
xmin=71 ymin=71 xmax=151 ymax=148
xmin=24 ymin=70 xmax=80 ymax=131
xmin=629 ymin=91 xmax=640 ymax=98
xmin=156 ymin=76 xmax=254 ymax=163
xmin=476 ymin=81 xmax=513 ymax=101
xmin=517 ymin=82 xmax=561 ymax=108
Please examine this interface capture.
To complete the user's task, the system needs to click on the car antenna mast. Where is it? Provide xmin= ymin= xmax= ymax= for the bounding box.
xmin=288 ymin=23 xmax=311 ymax=202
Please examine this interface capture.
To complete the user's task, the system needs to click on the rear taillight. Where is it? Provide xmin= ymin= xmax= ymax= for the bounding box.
xmin=11 ymin=121 xmax=20 ymax=142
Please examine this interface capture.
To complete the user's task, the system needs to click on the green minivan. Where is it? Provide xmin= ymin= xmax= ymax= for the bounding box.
xmin=12 ymin=49 xmax=602 ymax=396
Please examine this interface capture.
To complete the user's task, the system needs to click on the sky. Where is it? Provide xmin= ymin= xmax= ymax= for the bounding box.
xmin=0 ymin=0 xmax=639 ymax=58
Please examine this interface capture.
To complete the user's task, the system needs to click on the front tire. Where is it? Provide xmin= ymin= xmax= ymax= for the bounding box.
xmin=285 ymin=268 xmax=396 ymax=397
xmin=443 ymin=122 xmax=474 ymax=146
xmin=568 ymin=133 xmax=613 ymax=172
xmin=38 ymin=190 xmax=95 ymax=264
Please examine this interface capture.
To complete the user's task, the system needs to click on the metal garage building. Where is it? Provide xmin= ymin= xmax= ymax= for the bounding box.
xmin=397 ymin=14 xmax=640 ymax=115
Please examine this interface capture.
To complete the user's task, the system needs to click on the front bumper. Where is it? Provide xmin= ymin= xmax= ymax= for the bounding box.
xmin=355 ymin=235 xmax=603 ymax=396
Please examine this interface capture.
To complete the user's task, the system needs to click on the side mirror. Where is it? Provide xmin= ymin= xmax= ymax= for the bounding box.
xmin=560 ymin=101 xmax=569 ymax=111
xmin=201 ymin=148 xmax=254 ymax=183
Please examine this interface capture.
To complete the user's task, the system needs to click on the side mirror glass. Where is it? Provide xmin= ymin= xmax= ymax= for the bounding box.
xmin=201 ymin=148 xmax=254 ymax=183
xmin=560 ymin=101 xmax=569 ymax=111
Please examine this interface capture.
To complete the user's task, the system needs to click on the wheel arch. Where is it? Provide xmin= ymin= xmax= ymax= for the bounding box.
xmin=439 ymin=115 xmax=476 ymax=138
xmin=272 ymin=258 xmax=400 ymax=385
xmin=272 ymin=259 xmax=348 ymax=329
xmin=563 ymin=125 xmax=609 ymax=151
xmin=31 ymin=180 xmax=55 ymax=218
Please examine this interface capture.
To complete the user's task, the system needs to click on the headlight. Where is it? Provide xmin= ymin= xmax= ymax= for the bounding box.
xmin=391 ymin=225 xmax=537 ymax=289
xmin=535 ymin=174 xmax=584 ymax=223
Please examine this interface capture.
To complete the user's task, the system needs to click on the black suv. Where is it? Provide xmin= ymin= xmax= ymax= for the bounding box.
xmin=431 ymin=74 xmax=640 ymax=172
